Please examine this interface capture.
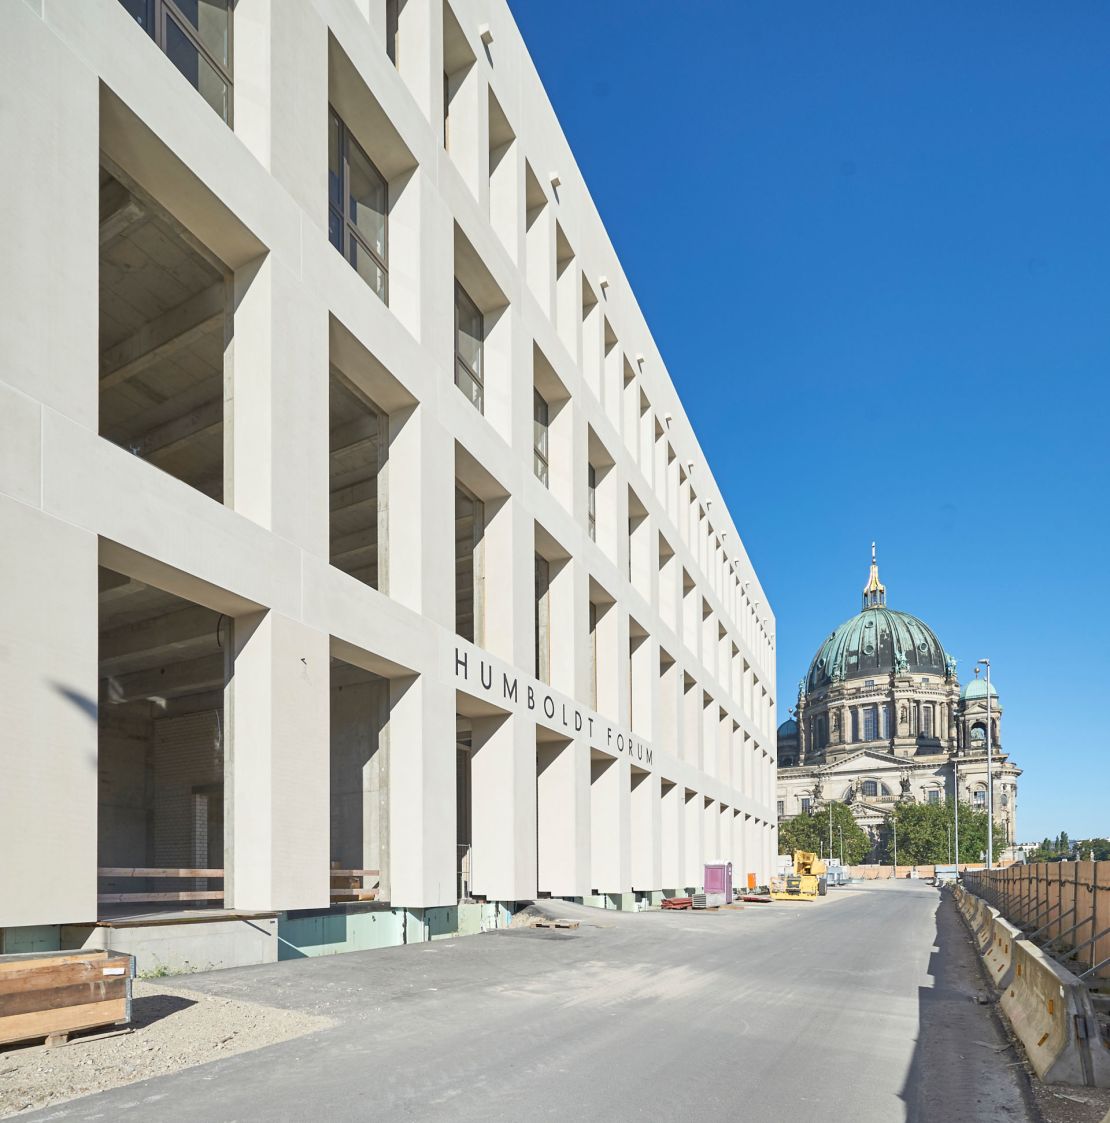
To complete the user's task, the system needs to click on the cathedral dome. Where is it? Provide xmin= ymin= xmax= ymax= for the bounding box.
xmin=803 ymin=547 xmax=950 ymax=693
xmin=805 ymin=608 xmax=948 ymax=692
xmin=777 ymin=717 xmax=797 ymax=736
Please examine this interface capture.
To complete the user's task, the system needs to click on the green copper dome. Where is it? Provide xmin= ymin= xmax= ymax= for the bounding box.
xmin=804 ymin=548 xmax=951 ymax=693
xmin=961 ymin=677 xmax=999 ymax=701
xmin=805 ymin=607 xmax=948 ymax=692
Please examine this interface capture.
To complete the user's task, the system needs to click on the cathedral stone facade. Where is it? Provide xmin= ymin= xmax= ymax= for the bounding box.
xmin=776 ymin=550 xmax=1020 ymax=857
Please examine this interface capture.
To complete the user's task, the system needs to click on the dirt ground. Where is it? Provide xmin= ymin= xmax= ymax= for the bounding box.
xmin=1032 ymin=1084 xmax=1110 ymax=1123
xmin=0 ymin=978 xmax=331 ymax=1118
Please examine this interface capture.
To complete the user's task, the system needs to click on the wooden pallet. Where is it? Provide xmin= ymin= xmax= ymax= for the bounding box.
xmin=529 ymin=919 xmax=580 ymax=930
xmin=0 ymin=949 xmax=135 ymax=1048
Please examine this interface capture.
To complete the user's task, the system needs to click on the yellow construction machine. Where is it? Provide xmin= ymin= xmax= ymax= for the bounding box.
xmin=770 ymin=850 xmax=828 ymax=901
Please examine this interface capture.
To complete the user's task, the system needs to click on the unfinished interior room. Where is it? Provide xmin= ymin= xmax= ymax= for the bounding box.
xmin=1 ymin=0 xmax=777 ymax=970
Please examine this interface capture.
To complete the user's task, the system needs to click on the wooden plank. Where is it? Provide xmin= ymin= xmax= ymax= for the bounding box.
xmin=0 ymin=978 xmax=127 ymax=1018
xmin=96 ymin=891 xmax=224 ymax=903
xmin=0 ymin=952 xmax=113 ymax=974
xmin=98 ymin=868 xmax=224 ymax=878
xmin=0 ymin=958 xmax=130 ymax=992
xmin=327 ymin=870 xmax=380 ymax=877
xmin=0 ymin=998 xmax=128 ymax=1047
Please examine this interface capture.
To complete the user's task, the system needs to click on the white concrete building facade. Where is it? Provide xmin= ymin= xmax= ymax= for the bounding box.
xmin=0 ymin=0 xmax=776 ymax=964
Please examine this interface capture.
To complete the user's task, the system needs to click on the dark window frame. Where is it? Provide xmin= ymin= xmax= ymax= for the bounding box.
xmin=121 ymin=0 xmax=234 ymax=123
xmin=533 ymin=389 xmax=550 ymax=487
xmin=587 ymin=462 xmax=597 ymax=540
xmin=329 ymin=107 xmax=389 ymax=303
xmin=454 ymin=282 xmax=484 ymax=412
xmin=386 ymin=0 xmax=400 ymax=64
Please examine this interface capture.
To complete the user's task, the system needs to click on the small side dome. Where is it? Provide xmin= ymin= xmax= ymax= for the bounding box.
xmin=961 ymin=677 xmax=999 ymax=701
xmin=777 ymin=718 xmax=797 ymax=736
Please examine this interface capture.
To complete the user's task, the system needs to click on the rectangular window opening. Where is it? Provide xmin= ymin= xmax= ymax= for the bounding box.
xmin=329 ymin=107 xmax=389 ymax=302
xmin=533 ymin=389 xmax=550 ymax=487
xmin=454 ymin=282 xmax=484 ymax=413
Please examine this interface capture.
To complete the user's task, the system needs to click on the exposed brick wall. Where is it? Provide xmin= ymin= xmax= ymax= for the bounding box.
xmin=153 ymin=710 xmax=222 ymax=869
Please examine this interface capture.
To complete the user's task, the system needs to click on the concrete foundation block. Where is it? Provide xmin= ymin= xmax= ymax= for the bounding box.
xmin=64 ymin=917 xmax=278 ymax=975
xmin=0 ymin=926 xmax=62 ymax=955
xmin=278 ymin=908 xmax=404 ymax=959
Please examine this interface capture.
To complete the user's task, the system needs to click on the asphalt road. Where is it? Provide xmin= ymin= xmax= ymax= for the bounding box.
xmin=22 ymin=881 xmax=1035 ymax=1122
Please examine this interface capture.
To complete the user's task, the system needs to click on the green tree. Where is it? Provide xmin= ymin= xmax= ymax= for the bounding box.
xmin=876 ymin=801 xmax=1003 ymax=864
xmin=778 ymin=801 xmax=870 ymax=865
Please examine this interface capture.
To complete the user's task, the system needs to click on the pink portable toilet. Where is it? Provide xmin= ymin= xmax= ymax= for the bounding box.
xmin=703 ymin=862 xmax=733 ymax=905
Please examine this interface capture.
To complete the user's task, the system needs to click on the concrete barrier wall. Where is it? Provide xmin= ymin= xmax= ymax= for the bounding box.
xmin=956 ymin=885 xmax=1110 ymax=1088
xmin=975 ymin=905 xmax=1000 ymax=955
xmin=1000 ymin=938 xmax=1110 ymax=1086
xmin=983 ymin=916 xmax=1021 ymax=990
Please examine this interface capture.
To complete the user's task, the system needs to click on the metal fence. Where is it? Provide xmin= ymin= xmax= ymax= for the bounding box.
xmin=963 ymin=861 xmax=1110 ymax=982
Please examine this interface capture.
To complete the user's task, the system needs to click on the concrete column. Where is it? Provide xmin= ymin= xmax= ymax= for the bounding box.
xmin=630 ymin=769 xmax=660 ymax=891
xmin=396 ymin=0 xmax=439 ymax=123
xmin=703 ymin=797 xmax=719 ymax=862
xmin=1 ymin=5 xmax=98 ymax=427
xmin=537 ymin=737 xmax=589 ymax=897
xmin=386 ymin=673 xmax=455 ymax=906
xmin=731 ymin=811 xmax=747 ymax=888
xmin=389 ymin=403 xmax=454 ymax=625
xmin=228 ymin=612 xmax=330 ymax=911
xmin=233 ymin=0 xmax=327 ymax=225
xmin=684 ymin=789 xmax=702 ymax=889
xmin=229 ymin=255 xmax=329 ymax=553
xmin=470 ymin=712 xmax=535 ymax=901
xmin=590 ymin=753 xmax=628 ymax=894
xmin=0 ymin=500 xmax=98 ymax=926
xmin=660 ymin=780 xmax=683 ymax=891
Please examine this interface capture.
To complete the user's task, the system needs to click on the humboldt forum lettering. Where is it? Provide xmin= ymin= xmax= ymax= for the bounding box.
xmin=455 ymin=647 xmax=655 ymax=768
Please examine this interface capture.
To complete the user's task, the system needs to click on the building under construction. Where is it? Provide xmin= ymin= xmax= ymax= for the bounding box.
xmin=0 ymin=0 xmax=777 ymax=968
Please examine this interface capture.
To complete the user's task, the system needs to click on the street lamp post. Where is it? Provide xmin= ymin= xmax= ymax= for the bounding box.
xmin=839 ymin=825 xmax=844 ymax=865
xmin=892 ymin=816 xmax=898 ymax=875
xmin=978 ymin=658 xmax=993 ymax=870
xmin=953 ymin=756 xmax=960 ymax=873
xmin=828 ymin=801 xmax=833 ymax=863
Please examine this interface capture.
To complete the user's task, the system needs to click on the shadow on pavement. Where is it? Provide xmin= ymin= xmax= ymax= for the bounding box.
xmin=899 ymin=888 xmax=1034 ymax=1123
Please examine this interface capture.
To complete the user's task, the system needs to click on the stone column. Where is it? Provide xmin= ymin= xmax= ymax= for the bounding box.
xmin=228 ymin=612 xmax=330 ymax=911
xmin=470 ymin=711 xmax=536 ymax=901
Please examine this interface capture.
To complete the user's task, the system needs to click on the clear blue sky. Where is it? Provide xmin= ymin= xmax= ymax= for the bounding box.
xmin=510 ymin=1 xmax=1110 ymax=842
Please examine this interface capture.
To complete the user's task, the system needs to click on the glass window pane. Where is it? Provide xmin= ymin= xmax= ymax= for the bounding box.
xmin=166 ymin=17 xmax=228 ymax=120
xmin=386 ymin=0 xmax=400 ymax=64
xmin=350 ymin=239 xmax=387 ymax=301
xmin=455 ymin=286 xmax=483 ymax=379
xmin=120 ymin=0 xmax=155 ymax=35
xmin=329 ymin=112 xmax=342 ymax=209
xmin=455 ymin=362 xmax=483 ymax=412
xmin=329 ymin=208 xmax=343 ymax=254
xmin=172 ymin=0 xmax=230 ymax=66
xmin=533 ymin=451 xmax=548 ymax=487
xmin=347 ymin=141 xmax=387 ymax=260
